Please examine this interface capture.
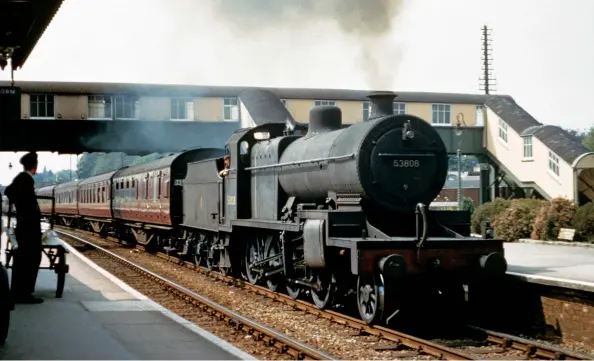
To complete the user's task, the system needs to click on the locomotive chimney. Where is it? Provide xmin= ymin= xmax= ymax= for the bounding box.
xmin=367 ymin=91 xmax=397 ymax=120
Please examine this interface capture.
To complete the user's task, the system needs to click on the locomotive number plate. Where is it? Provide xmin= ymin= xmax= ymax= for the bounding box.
xmin=393 ymin=159 xmax=420 ymax=168
xmin=173 ymin=179 xmax=183 ymax=186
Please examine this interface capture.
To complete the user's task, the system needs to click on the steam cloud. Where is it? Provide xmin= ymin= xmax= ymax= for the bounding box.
xmin=210 ymin=0 xmax=405 ymax=89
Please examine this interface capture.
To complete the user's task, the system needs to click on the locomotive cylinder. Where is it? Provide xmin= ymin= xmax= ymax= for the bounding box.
xmin=277 ymin=92 xmax=449 ymax=213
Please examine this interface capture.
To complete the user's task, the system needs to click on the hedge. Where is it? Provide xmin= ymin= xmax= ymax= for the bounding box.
xmin=493 ymin=198 xmax=547 ymax=242
xmin=471 ymin=197 xmax=593 ymax=242
xmin=573 ymin=202 xmax=594 ymax=242
xmin=470 ymin=198 xmax=511 ymax=234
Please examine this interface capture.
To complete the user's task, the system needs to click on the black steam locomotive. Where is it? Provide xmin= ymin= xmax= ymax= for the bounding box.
xmin=40 ymin=90 xmax=507 ymax=325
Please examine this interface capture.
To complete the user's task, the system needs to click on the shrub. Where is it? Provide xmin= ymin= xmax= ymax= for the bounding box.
xmin=493 ymin=198 xmax=547 ymax=242
xmin=572 ymin=202 xmax=594 ymax=242
xmin=470 ymin=198 xmax=512 ymax=234
xmin=531 ymin=197 xmax=576 ymax=240
xmin=461 ymin=197 xmax=475 ymax=214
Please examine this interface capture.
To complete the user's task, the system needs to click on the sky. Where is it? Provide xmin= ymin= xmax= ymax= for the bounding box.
xmin=1 ymin=0 xmax=593 ymax=184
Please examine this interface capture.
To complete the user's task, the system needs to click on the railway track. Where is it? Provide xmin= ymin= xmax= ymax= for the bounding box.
xmin=56 ymin=227 xmax=594 ymax=360
xmin=61 ymin=232 xmax=333 ymax=360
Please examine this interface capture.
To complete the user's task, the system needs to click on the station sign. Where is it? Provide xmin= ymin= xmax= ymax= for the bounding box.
xmin=0 ymin=86 xmax=21 ymax=121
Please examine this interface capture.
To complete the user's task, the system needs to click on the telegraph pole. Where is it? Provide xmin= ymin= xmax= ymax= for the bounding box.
xmin=478 ymin=26 xmax=496 ymax=205
xmin=479 ymin=25 xmax=497 ymax=95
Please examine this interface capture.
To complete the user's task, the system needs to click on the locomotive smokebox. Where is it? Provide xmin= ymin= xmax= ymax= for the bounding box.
xmin=367 ymin=91 xmax=397 ymax=120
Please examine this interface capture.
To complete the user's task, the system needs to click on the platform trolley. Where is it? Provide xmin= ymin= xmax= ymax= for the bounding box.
xmin=4 ymin=195 xmax=70 ymax=301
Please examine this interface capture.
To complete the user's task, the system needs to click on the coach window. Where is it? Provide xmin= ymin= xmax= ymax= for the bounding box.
xmin=145 ymin=174 xmax=150 ymax=200
xmin=153 ymin=174 xmax=158 ymax=201
xmin=157 ymin=171 xmax=162 ymax=199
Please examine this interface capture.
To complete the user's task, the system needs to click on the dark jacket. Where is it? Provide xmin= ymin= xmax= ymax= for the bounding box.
xmin=4 ymin=172 xmax=41 ymax=239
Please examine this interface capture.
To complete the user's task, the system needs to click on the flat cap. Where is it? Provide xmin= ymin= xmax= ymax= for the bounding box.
xmin=20 ymin=151 xmax=38 ymax=167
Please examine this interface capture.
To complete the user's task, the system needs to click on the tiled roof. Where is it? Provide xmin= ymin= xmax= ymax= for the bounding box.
xmin=486 ymin=96 xmax=592 ymax=165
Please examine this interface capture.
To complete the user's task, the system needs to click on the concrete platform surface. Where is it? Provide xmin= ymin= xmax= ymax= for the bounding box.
xmin=504 ymin=242 xmax=594 ymax=291
xmin=0 ymin=238 xmax=255 ymax=360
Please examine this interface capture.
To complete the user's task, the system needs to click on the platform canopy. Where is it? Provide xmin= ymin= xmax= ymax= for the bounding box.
xmin=0 ymin=0 xmax=65 ymax=70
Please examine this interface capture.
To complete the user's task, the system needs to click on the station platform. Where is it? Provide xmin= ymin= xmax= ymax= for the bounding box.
xmin=504 ymin=242 xmax=594 ymax=292
xmin=0 ymin=239 xmax=254 ymax=360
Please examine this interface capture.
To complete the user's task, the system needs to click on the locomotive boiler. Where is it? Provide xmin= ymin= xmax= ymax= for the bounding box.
xmin=276 ymin=91 xmax=449 ymax=212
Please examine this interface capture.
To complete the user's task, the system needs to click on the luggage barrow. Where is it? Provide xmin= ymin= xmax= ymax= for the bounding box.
xmin=5 ymin=196 xmax=69 ymax=299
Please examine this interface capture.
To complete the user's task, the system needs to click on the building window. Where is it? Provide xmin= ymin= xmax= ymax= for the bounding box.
xmin=431 ymin=104 xmax=451 ymax=125
xmin=114 ymin=95 xmax=139 ymax=119
xmin=498 ymin=118 xmax=508 ymax=142
xmin=475 ymin=105 xmax=484 ymax=126
xmin=170 ymin=98 xmax=194 ymax=121
xmin=523 ymin=136 xmax=533 ymax=158
xmin=548 ymin=151 xmax=560 ymax=176
xmin=88 ymin=95 xmax=113 ymax=119
xmin=30 ymin=94 xmax=55 ymax=119
xmin=314 ymin=100 xmax=336 ymax=107
xmin=362 ymin=101 xmax=370 ymax=120
xmin=393 ymin=102 xmax=406 ymax=115
xmin=223 ymin=97 xmax=239 ymax=121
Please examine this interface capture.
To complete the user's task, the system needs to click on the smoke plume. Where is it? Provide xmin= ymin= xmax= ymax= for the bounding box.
xmin=209 ymin=0 xmax=405 ymax=89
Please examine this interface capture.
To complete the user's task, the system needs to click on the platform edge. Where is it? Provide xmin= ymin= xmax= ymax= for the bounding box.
xmin=507 ymin=271 xmax=594 ymax=293
xmin=517 ymin=238 xmax=594 ymax=248
xmin=59 ymin=238 xmax=258 ymax=361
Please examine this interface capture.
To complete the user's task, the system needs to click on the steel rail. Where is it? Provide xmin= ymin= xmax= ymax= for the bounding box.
xmin=57 ymin=227 xmax=594 ymax=360
xmin=468 ymin=325 xmax=593 ymax=360
xmin=57 ymin=228 xmax=477 ymax=360
xmin=60 ymin=231 xmax=335 ymax=361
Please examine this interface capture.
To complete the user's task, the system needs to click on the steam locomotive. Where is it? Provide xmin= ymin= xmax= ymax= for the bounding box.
xmin=35 ymin=90 xmax=507 ymax=325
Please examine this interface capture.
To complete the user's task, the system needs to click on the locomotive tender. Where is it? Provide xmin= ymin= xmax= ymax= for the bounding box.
xmin=36 ymin=90 xmax=507 ymax=325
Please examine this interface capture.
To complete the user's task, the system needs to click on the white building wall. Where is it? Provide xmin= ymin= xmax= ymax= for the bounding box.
xmin=484 ymin=107 xmax=575 ymax=201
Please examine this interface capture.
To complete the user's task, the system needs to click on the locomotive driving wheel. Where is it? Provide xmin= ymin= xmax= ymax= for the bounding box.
xmin=244 ymin=235 xmax=264 ymax=284
xmin=357 ymin=273 xmax=386 ymax=324
xmin=285 ymin=245 xmax=305 ymax=300
xmin=206 ymin=240 xmax=216 ymax=271
xmin=286 ymin=283 xmax=302 ymax=300
xmin=311 ymin=272 xmax=337 ymax=309
xmin=264 ymin=235 xmax=283 ymax=292
xmin=192 ymin=234 xmax=207 ymax=267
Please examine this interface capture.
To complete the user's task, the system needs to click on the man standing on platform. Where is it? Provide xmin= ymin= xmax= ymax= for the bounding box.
xmin=4 ymin=152 xmax=43 ymax=304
